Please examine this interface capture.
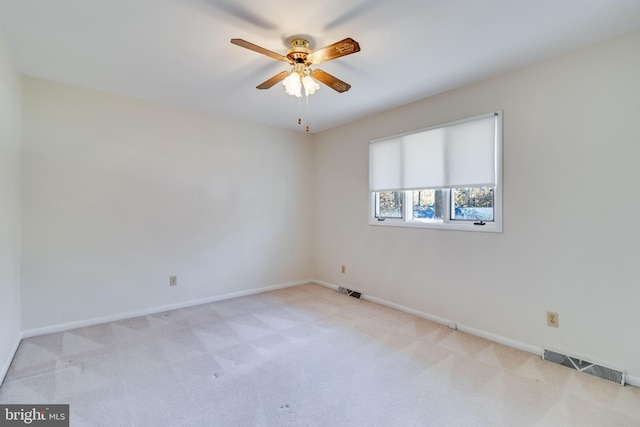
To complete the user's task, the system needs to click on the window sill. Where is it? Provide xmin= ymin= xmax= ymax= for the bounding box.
xmin=369 ymin=219 xmax=502 ymax=233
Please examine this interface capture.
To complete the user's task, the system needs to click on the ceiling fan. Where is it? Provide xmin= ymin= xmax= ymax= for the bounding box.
xmin=230 ymin=37 xmax=361 ymax=95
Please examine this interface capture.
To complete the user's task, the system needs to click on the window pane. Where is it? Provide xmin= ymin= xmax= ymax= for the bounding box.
xmin=411 ymin=189 xmax=444 ymax=220
xmin=377 ymin=191 xmax=403 ymax=218
xmin=452 ymin=187 xmax=494 ymax=221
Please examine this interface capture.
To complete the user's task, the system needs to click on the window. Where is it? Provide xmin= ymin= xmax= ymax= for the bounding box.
xmin=369 ymin=111 xmax=502 ymax=232
xmin=375 ymin=191 xmax=403 ymax=219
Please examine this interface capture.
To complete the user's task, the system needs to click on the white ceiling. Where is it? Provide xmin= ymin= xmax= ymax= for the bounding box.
xmin=1 ymin=0 xmax=640 ymax=133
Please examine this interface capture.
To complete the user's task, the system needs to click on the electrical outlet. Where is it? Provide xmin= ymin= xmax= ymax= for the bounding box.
xmin=547 ymin=311 xmax=559 ymax=328
xmin=170 ymin=276 xmax=177 ymax=287
xmin=341 ymin=265 xmax=346 ymax=274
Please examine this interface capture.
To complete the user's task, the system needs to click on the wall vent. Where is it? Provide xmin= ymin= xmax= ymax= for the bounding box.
xmin=337 ymin=287 xmax=361 ymax=299
xmin=543 ymin=349 xmax=625 ymax=385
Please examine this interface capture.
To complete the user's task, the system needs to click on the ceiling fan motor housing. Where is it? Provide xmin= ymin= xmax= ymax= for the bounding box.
xmin=287 ymin=38 xmax=312 ymax=65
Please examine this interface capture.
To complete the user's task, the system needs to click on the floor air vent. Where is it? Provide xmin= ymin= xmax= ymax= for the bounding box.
xmin=543 ymin=349 xmax=625 ymax=385
xmin=337 ymin=287 xmax=361 ymax=299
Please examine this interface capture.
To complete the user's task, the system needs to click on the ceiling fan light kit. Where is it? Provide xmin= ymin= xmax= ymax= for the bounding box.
xmin=283 ymin=70 xmax=320 ymax=98
xmin=230 ymin=36 xmax=360 ymax=131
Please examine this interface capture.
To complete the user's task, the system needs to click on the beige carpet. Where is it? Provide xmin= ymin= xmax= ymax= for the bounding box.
xmin=1 ymin=283 xmax=639 ymax=426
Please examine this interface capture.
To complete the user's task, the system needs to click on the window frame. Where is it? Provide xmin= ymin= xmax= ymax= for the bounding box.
xmin=369 ymin=112 xmax=502 ymax=233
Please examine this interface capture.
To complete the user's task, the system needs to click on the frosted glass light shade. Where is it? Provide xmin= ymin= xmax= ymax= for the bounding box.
xmin=302 ymin=75 xmax=320 ymax=96
xmin=283 ymin=72 xmax=302 ymax=97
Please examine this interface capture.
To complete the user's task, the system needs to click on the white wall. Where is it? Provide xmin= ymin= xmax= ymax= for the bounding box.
xmin=313 ymin=31 xmax=640 ymax=378
xmin=0 ymin=30 xmax=22 ymax=380
xmin=21 ymin=77 xmax=314 ymax=330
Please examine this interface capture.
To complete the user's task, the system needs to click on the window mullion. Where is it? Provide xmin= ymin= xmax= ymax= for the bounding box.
xmin=443 ymin=189 xmax=452 ymax=224
xmin=404 ymin=191 xmax=411 ymax=222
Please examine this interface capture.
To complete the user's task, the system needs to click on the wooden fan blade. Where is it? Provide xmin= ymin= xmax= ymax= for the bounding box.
xmin=256 ymin=71 xmax=290 ymax=89
xmin=230 ymin=39 xmax=288 ymax=63
xmin=308 ymin=38 xmax=360 ymax=64
xmin=312 ymin=69 xmax=351 ymax=93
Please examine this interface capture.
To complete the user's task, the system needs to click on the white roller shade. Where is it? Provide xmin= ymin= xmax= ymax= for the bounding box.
xmin=369 ymin=112 xmax=499 ymax=192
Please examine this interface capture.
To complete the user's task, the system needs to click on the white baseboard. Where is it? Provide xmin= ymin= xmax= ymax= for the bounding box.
xmin=459 ymin=323 xmax=543 ymax=357
xmin=625 ymin=374 xmax=640 ymax=388
xmin=0 ymin=332 xmax=23 ymax=387
xmin=21 ymin=280 xmax=308 ymax=339
xmin=312 ymin=279 xmax=339 ymax=291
